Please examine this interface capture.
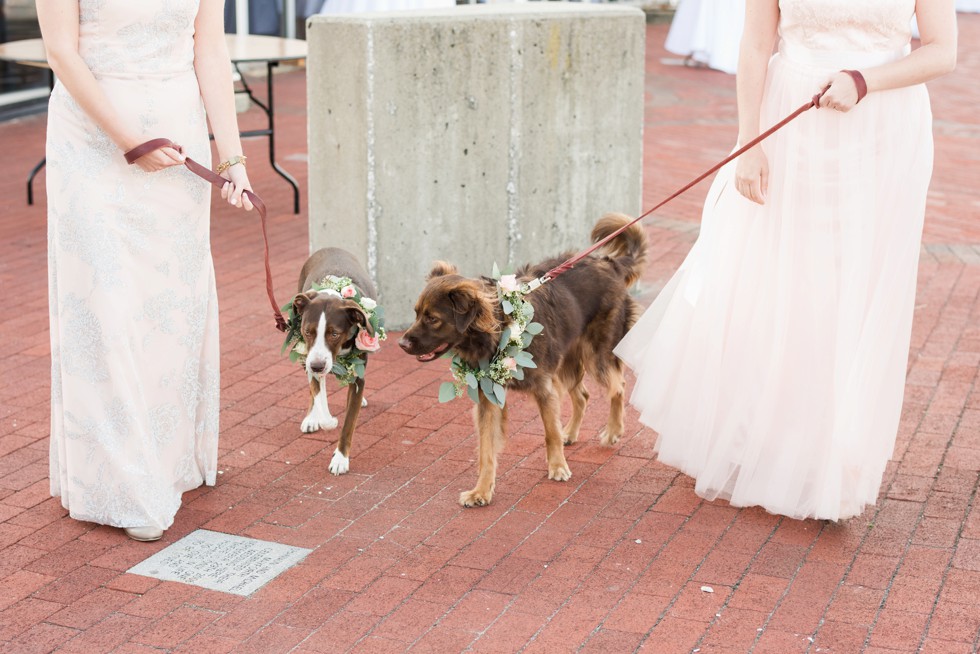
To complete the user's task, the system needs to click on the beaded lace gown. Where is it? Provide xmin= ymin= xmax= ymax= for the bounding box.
xmin=615 ymin=0 xmax=933 ymax=521
xmin=46 ymin=0 xmax=218 ymax=530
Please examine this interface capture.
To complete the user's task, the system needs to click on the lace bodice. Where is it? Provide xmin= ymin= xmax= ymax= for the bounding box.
xmin=779 ymin=0 xmax=915 ymax=52
xmin=78 ymin=0 xmax=200 ymax=77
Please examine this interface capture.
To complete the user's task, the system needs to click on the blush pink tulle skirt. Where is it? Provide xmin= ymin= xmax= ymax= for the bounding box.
xmin=615 ymin=42 xmax=933 ymax=521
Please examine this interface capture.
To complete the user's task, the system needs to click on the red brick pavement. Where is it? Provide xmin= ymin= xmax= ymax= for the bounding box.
xmin=1 ymin=19 xmax=978 ymax=654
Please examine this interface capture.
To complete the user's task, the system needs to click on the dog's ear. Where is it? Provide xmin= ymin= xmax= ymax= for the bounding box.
xmin=427 ymin=261 xmax=458 ymax=280
xmin=342 ymin=300 xmax=373 ymax=335
xmin=449 ymin=286 xmax=483 ymax=334
xmin=292 ymin=289 xmax=318 ymax=315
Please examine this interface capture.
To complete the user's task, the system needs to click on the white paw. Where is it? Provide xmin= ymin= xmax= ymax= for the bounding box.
xmin=301 ymin=412 xmax=338 ymax=433
xmin=328 ymin=449 xmax=349 ymax=475
xmin=361 ymin=397 xmax=368 ymax=407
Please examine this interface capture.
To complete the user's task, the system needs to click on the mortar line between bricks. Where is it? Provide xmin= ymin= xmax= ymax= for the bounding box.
xmin=482 ymin=466 xmax=688 ymax=653
xmin=801 ymin=345 xmax=943 ymax=653
xmin=330 ymin=422 xmax=643 ymax=653
xmin=686 ymin=518 xmax=789 ymax=653
xmin=572 ymin=490 xmax=711 ymax=654
xmin=455 ymin=468 xmax=690 ymax=653
xmin=918 ymin=473 xmax=980 ymax=652
xmin=742 ymin=519 xmax=830 ymax=653
xmin=916 ymin=351 xmax=980 ymax=651
xmin=847 ymin=264 xmax=974 ymax=654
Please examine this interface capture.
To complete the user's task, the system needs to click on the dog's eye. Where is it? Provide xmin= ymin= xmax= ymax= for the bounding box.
xmin=424 ymin=315 xmax=440 ymax=326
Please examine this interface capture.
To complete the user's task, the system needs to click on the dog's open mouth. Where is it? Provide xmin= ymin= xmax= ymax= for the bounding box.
xmin=417 ymin=343 xmax=450 ymax=362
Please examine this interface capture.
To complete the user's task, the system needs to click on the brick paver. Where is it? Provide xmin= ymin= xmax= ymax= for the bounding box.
xmin=1 ymin=18 xmax=978 ymax=654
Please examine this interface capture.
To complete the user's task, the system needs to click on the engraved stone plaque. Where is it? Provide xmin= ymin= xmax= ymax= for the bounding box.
xmin=128 ymin=529 xmax=311 ymax=596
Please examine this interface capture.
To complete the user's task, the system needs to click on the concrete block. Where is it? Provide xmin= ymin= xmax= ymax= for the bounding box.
xmin=307 ymin=4 xmax=645 ymax=327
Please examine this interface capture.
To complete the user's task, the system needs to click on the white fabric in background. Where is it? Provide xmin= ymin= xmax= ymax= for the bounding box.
xmin=664 ymin=0 xmax=744 ymax=74
xmin=318 ymin=0 xmax=455 ymax=13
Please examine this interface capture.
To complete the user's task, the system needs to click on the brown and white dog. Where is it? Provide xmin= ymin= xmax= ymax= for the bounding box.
xmin=292 ymin=248 xmax=377 ymax=475
xmin=398 ymin=214 xmax=647 ymax=506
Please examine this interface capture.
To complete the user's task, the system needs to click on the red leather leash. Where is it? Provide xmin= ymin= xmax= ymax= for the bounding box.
xmin=537 ymin=87 xmax=831 ymax=287
xmin=124 ymin=138 xmax=288 ymax=332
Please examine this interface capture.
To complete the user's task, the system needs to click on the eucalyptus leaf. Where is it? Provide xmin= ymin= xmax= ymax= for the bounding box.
xmin=467 ymin=385 xmax=480 ymax=403
xmin=511 ymin=367 xmax=524 ymax=381
xmin=502 ymin=299 xmax=514 ymax=315
xmin=465 ymin=372 xmax=478 ymax=388
xmin=498 ymin=328 xmax=511 ymax=350
xmin=439 ymin=382 xmax=457 ymax=403
xmin=525 ymin=322 xmax=544 ymax=335
xmin=493 ymin=383 xmax=506 ymax=405
xmin=525 ymin=303 xmax=534 ymax=320
xmin=479 ymin=359 xmax=490 ymax=372
xmin=492 ymin=262 xmax=501 ymax=280
xmin=516 ymin=352 xmax=537 ymax=368
xmin=521 ymin=333 xmax=533 ymax=347
xmin=480 ymin=377 xmax=494 ymax=397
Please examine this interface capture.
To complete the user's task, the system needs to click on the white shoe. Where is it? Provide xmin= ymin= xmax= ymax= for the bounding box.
xmin=125 ymin=526 xmax=164 ymax=542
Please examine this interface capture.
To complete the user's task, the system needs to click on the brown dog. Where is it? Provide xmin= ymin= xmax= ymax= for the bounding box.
xmin=291 ymin=248 xmax=379 ymax=475
xmin=398 ymin=214 xmax=647 ymax=506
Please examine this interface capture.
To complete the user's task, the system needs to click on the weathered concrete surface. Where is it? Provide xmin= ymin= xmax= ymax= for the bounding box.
xmin=307 ymin=4 xmax=645 ymax=326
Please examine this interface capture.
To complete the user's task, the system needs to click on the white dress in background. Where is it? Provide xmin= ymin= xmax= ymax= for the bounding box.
xmin=664 ymin=0 xmax=744 ymax=74
xmin=317 ymin=0 xmax=455 ymax=14
xmin=616 ymin=0 xmax=933 ymax=521
xmin=46 ymin=0 xmax=219 ymax=530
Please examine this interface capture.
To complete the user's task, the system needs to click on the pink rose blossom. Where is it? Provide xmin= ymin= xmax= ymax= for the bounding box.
xmin=498 ymin=275 xmax=519 ymax=293
xmin=355 ymin=330 xmax=381 ymax=352
xmin=503 ymin=357 xmax=518 ymax=371
xmin=341 ymin=285 xmax=356 ymax=298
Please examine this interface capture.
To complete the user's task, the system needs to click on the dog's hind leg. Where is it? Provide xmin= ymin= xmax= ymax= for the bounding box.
xmin=460 ymin=397 xmax=507 ymax=507
xmin=536 ymin=377 xmax=572 ymax=481
xmin=598 ymin=358 xmax=627 ymax=447
xmin=330 ymin=377 xmax=365 ymax=475
xmin=301 ymin=374 xmax=339 ymax=433
xmin=558 ymin=359 xmax=589 ymax=446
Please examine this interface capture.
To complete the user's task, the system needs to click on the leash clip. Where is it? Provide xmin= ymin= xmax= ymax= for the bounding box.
xmin=524 ymin=276 xmax=550 ymax=293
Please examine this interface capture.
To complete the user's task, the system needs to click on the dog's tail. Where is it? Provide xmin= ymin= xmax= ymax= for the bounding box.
xmin=591 ymin=212 xmax=648 ymax=288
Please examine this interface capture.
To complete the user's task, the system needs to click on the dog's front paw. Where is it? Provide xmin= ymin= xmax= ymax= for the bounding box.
xmin=301 ymin=413 xmax=338 ymax=433
xmin=598 ymin=427 xmax=622 ymax=447
xmin=563 ymin=430 xmax=580 ymax=446
xmin=459 ymin=488 xmax=492 ymax=507
xmin=548 ymin=463 xmax=572 ymax=482
xmin=328 ymin=449 xmax=349 ymax=475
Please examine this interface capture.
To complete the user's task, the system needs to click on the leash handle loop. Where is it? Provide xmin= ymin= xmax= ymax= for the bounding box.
xmin=125 ymin=138 xmax=288 ymax=332
xmin=539 ymin=86 xmax=831 ymax=285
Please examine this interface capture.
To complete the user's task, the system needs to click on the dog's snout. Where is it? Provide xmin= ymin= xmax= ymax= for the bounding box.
xmin=398 ymin=335 xmax=414 ymax=352
xmin=308 ymin=361 xmax=327 ymax=374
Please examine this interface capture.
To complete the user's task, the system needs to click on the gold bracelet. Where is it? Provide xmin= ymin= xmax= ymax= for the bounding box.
xmin=216 ymin=155 xmax=247 ymax=175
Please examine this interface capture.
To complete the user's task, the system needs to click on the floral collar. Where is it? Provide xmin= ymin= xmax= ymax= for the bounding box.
xmin=438 ymin=265 xmax=543 ymax=408
xmin=281 ymin=275 xmax=387 ymax=386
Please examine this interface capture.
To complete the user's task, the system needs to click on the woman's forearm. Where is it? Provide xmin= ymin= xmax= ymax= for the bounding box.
xmin=36 ymin=0 xmax=140 ymax=151
xmin=194 ymin=43 xmax=244 ymax=164
xmin=736 ymin=0 xmax=780 ymax=145
xmin=859 ymin=0 xmax=956 ymax=95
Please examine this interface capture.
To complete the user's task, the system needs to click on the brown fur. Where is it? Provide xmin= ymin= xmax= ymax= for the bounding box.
xmin=399 ymin=213 xmax=647 ymax=506
xmin=293 ymin=248 xmax=377 ymax=472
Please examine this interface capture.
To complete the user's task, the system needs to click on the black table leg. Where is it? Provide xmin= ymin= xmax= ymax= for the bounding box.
xmin=234 ymin=61 xmax=301 ymax=215
xmin=27 ymin=156 xmax=45 ymax=205
xmin=27 ymin=70 xmax=54 ymax=206
xmin=264 ymin=61 xmax=300 ymax=214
